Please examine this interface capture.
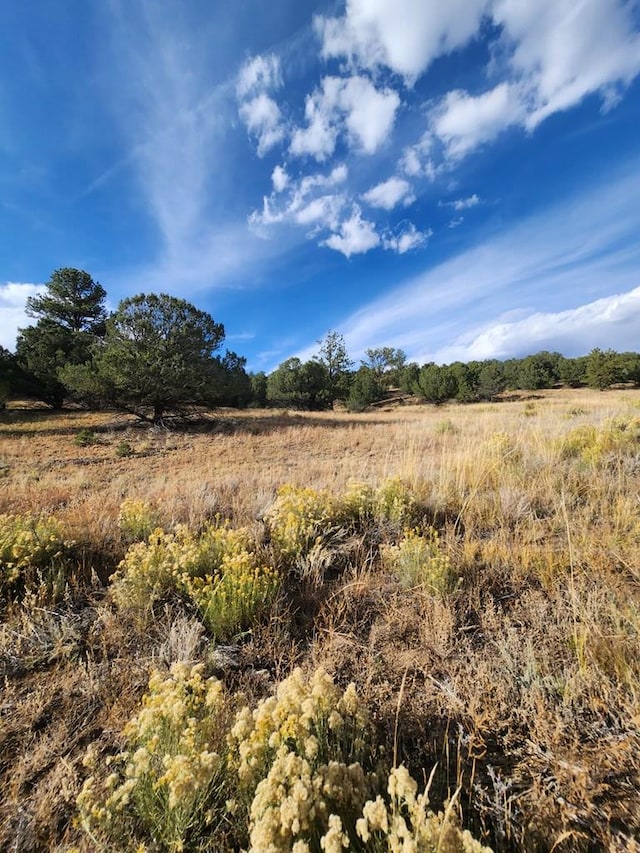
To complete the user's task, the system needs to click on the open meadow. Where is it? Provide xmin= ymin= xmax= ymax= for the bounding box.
xmin=1 ymin=388 xmax=639 ymax=852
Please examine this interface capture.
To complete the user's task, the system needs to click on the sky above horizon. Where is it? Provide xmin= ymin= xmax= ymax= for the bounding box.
xmin=1 ymin=0 xmax=640 ymax=371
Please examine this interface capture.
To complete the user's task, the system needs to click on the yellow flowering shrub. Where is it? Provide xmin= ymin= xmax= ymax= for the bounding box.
xmin=228 ymin=668 xmax=376 ymax=851
xmin=77 ymin=662 xmax=228 ymax=852
xmin=559 ymin=416 xmax=640 ymax=464
xmin=356 ymin=765 xmax=493 ymax=853
xmin=112 ymin=521 xmax=279 ymax=640
xmin=340 ymin=479 xmax=416 ymax=527
xmin=267 ymin=485 xmax=339 ymax=559
xmin=0 ymin=513 xmax=72 ymax=597
xmin=381 ymin=528 xmax=457 ymax=596
xmin=183 ymin=551 xmax=280 ymax=641
xmin=118 ymin=498 xmax=161 ymax=543
xmin=267 ymin=479 xmax=419 ymax=568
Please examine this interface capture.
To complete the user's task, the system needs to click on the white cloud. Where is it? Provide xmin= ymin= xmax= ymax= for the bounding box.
xmin=316 ymin=1 xmax=640 ymax=163
xmin=250 ymin=164 xmax=349 ymax=233
xmin=322 ymin=206 xmax=380 ymax=257
xmin=339 ymin=76 xmax=401 ymax=153
xmin=0 ymin=282 xmax=44 ymax=351
xmin=400 ymin=133 xmax=436 ymax=178
xmin=295 ymin=194 xmax=345 ymax=230
xmin=449 ymin=194 xmax=480 ymax=210
xmin=423 ymin=0 xmax=640 ymax=158
xmin=382 ymin=223 xmax=431 ymax=254
xmin=449 ymin=217 xmax=464 ymax=228
xmin=493 ymin=0 xmax=640 ymax=129
xmin=290 ymin=75 xmax=400 ymax=161
xmin=316 ymin=0 xmax=490 ymax=82
xmin=272 ymin=165 xmax=289 ymax=193
xmin=239 ymin=93 xmax=285 ymax=156
xmin=362 ymin=176 xmax=415 ymax=210
xmin=329 ymin=163 xmax=640 ymax=363
xmin=290 ymin=78 xmax=341 ymax=160
xmin=433 ymin=83 xmax=523 ymax=158
xmin=435 ymin=287 xmax=640 ymax=363
xmin=236 ymin=54 xmax=282 ymax=98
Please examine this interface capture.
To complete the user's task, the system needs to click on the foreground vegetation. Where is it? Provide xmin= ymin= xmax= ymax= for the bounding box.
xmin=1 ymin=388 xmax=639 ymax=850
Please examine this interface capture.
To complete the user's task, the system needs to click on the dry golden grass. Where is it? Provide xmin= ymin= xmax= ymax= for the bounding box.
xmin=1 ymin=387 xmax=639 ymax=851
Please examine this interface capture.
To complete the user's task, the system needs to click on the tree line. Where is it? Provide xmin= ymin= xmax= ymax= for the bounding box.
xmin=1 ymin=268 xmax=639 ymax=420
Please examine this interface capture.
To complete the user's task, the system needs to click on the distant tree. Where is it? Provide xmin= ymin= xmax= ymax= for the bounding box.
xmin=558 ymin=356 xmax=587 ymax=388
xmin=267 ymin=358 xmax=330 ymax=409
xmin=362 ymin=347 xmax=407 ymax=388
xmin=517 ymin=351 xmax=561 ymax=390
xmin=314 ymin=331 xmax=353 ymax=403
xmin=617 ymin=352 xmax=640 ymax=386
xmin=26 ymin=268 xmax=107 ymax=333
xmin=62 ymin=293 xmax=225 ymax=423
xmin=585 ymin=348 xmax=622 ymax=390
xmin=477 ymin=360 xmax=506 ymax=400
xmin=16 ymin=268 xmax=107 ymax=408
xmin=250 ymin=372 xmax=268 ymax=407
xmin=415 ymin=364 xmax=458 ymax=405
xmin=449 ymin=361 xmax=479 ymax=403
xmin=0 ymin=347 xmax=16 ymax=409
xmin=16 ymin=321 xmax=98 ymax=408
xmin=210 ymin=351 xmax=252 ymax=408
xmin=398 ymin=362 xmax=420 ymax=395
xmin=346 ymin=366 xmax=383 ymax=412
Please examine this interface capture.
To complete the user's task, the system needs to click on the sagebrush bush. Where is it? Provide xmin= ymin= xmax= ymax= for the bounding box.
xmin=341 ymin=478 xmax=416 ymax=527
xmin=356 ymin=765 xmax=493 ymax=853
xmin=77 ymin=666 xmax=492 ymax=853
xmin=228 ymin=667 xmax=376 ymax=852
xmin=0 ymin=513 xmax=72 ymax=597
xmin=183 ymin=551 xmax=279 ymax=641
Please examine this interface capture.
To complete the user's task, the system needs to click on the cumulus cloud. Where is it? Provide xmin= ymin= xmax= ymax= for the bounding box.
xmin=432 ymin=83 xmax=523 ymax=158
xmin=239 ymin=94 xmax=285 ymax=155
xmin=315 ymin=1 xmax=640 ymax=162
xmin=0 ymin=282 xmax=44 ymax=351
xmin=424 ymin=0 xmax=640 ymax=158
xmin=290 ymin=75 xmax=400 ymax=161
xmin=493 ymin=0 xmax=640 ymax=129
xmin=322 ymin=206 xmax=380 ymax=257
xmin=236 ymin=54 xmax=282 ymax=98
xmin=449 ymin=194 xmax=480 ymax=210
xmin=382 ymin=223 xmax=431 ymax=254
xmin=362 ymin=176 xmax=415 ymax=210
xmin=271 ymin=165 xmax=289 ymax=193
xmin=316 ymin=0 xmax=490 ymax=82
xmin=250 ymin=163 xmax=349 ymax=232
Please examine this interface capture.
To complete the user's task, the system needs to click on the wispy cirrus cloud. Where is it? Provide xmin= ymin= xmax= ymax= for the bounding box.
xmin=331 ymin=162 xmax=640 ymax=363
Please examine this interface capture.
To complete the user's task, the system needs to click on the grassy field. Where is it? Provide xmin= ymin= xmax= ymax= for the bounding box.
xmin=1 ymin=388 xmax=639 ymax=851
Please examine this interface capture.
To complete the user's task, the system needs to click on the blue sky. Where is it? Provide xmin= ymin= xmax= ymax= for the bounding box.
xmin=1 ymin=0 xmax=640 ymax=370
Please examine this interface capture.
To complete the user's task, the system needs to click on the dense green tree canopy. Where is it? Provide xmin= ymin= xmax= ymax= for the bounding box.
xmin=63 ymin=293 xmax=225 ymax=422
xmin=26 ymin=268 xmax=107 ymax=333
